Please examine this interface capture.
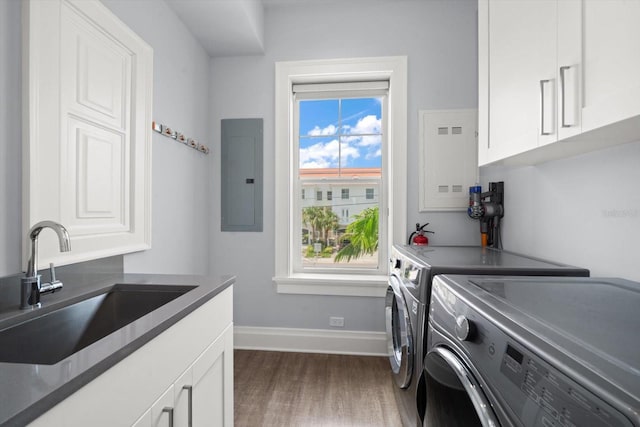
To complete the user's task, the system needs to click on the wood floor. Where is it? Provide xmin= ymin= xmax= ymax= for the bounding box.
xmin=234 ymin=350 xmax=402 ymax=427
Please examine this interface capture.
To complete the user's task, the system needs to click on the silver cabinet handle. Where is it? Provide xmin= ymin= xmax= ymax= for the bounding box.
xmin=560 ymin=65 xmax=572 ymax=128
xmin=539 ymin=79 xmax=552 ymax=135
xmin=183 ymin=385 xmax=193 ymax=427
xmin=162 ymin=407 xmax=174 ymax=427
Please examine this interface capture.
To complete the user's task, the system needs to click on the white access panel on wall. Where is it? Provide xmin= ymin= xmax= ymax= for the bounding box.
xmin=419 ymin=109 xmax=478 ymax=211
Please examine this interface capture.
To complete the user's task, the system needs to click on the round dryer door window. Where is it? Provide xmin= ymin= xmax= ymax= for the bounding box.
xmin=385 ymin=274 xmax=414 ymax=388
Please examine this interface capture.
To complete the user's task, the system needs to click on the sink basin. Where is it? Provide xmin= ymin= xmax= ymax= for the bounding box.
xmin=0 ymin=284 xmax=195 ymax=365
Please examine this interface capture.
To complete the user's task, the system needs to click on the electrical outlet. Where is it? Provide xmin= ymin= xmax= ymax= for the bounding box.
xmin=329 ymin=316 xmax=344 ymax=327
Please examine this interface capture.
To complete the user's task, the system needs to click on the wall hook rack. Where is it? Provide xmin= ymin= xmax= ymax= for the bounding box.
xmin=152 ymin=121 xmax=209 ymax=154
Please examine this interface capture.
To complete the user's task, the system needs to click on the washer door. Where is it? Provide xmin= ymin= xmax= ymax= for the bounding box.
xmin=424 ymin=347 xmax=500 ymax=427
xmin=385 ymin=274 xmax=414 ymax=388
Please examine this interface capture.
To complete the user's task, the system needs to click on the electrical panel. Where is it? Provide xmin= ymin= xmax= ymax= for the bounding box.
xmin=221 ymin=118 xmax=263 ymax=231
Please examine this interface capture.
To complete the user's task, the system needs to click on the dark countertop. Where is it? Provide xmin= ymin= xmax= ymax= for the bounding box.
xmin=0 ymin=272 xmax=235 ymax=427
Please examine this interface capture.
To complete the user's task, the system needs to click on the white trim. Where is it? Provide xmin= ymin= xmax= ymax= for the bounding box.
xmin=274 ymin=56 xmax=407 ymax=297
xmin=234 ymin=326 xmax=387 ymax=356
xmin=274 ymin=274 xmax=388 ymax=297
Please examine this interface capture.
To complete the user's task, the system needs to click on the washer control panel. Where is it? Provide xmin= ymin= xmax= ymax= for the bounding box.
xmin=499 ymin=342 xmax=630 ymax=427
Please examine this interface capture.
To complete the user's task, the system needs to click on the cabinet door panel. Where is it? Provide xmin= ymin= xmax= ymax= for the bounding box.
xmin=192 ymin=325 xmax=234 ymax=427
xmin=487 ymin=0 xmax=557 ymax=161
xmin=582 ymin=0 xmax=640 ymax=131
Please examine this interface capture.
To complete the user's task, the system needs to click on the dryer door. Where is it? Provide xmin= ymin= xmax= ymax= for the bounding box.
xmin=385 ymin=274 xmax=414 ymax=388
xmin=424 ymin=346 xmax=500 ymax=427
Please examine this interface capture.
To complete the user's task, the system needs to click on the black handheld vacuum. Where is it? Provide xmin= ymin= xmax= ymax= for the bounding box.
xmin=467 ymin=181 xmax=504 ymax=248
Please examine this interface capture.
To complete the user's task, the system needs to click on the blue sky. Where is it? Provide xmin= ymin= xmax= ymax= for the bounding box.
xmin=299 ymin=98 xmax=382 ymax=169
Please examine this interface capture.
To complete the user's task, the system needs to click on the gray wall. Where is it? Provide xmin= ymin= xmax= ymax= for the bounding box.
xmin=103 ymin=0 xmax=212 ymax=275
xmin=481 ymin=140 xmax=640 ymax=281
xmin=0 ymin=0 xmax=22 ymax=277
xmin=0 ymin=0 xmax=212 ymax=277
xmin=209 ymin=0 xmax=480 ymax=331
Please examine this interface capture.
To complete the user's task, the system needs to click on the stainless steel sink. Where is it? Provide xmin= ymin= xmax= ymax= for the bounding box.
xmin=0 ymin=284 xmax=195 ymax=365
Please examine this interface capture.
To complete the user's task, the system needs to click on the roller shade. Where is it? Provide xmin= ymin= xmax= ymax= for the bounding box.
xmin=292 ymin=81 xmax=389 ymax=93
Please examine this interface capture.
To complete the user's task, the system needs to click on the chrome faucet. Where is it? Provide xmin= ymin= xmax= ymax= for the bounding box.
xmin=20 ymin=221 xmax=71 ymax=310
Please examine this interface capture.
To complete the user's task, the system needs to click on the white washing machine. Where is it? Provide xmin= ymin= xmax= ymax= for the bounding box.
xmin=425 ymin=274 xmax=640 ymax=426
xmin=385 ymin=245 xmax=589 ymax=427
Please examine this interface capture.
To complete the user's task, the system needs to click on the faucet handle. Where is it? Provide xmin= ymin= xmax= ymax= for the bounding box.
xmin=41 ymin=263 xmax=63 ymax=295
xmin=49 ymin=263 xmax=58 ymax=283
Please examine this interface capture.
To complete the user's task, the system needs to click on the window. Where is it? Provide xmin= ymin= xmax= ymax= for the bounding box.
xmin=297 ymin=90 xmax=385 ymax=274
xmin=302 ymin=189 xmax=305 ymax=200
xmin=366 ymin=188 xmax=374 ymax=200
xmin=274 ymin=57 xmax=407 ymax=297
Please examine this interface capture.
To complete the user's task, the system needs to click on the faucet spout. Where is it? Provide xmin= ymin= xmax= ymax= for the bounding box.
xmin=21 ymin=221 xmax=71 ymax=310
xmin=26 ymin=221 xmax=71 ymax=278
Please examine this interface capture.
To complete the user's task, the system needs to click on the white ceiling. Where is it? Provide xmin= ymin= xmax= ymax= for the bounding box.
xmin=165 ymin=0 xmax=265 ymax=57
xmin=166 ymin=0 xmax=392 ymax=57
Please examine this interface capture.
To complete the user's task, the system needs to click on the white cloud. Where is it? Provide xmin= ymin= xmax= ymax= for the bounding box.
xmin=307 ymin=124 xmax=337 ymax=136
xmin=300 ymin=139 xmax=360 ymax=168
xmin=301 ymin=114 xmax=383 ymax=168
xmin=351 ymin=115 xmax=381 ymax=135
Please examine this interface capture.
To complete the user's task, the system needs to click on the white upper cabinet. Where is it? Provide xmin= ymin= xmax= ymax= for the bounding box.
xmin=581 ymin=0 xmax=640 ymax=133
xmin=23 ymin=0 xmax=153 ymax=269
xmin=479 ymin=0 xmax=640 ymax=166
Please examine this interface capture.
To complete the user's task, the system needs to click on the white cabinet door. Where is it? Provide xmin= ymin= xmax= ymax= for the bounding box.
xmin=174 ymin=325 xmax=234 ymax=427
xmin=582 ymin=0 xmax=640 ymax=133
xmin=484 ymin=0 xmax=557 ymax=164
xmin=192 ymin=325 xmax=234 ymax=427
xmin=23 ymin=0 xmax=152 ymax=269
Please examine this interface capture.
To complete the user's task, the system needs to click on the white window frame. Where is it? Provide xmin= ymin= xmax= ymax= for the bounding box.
xmin=274 ymin=57 xmax=407 ymax=297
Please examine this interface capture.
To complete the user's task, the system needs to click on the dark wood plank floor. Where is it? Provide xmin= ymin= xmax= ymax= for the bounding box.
xmin=234 ymin=350 xmax=402 ymax=427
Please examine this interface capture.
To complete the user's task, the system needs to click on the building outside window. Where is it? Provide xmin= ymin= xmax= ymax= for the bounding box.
xmin=341 ymin=188 xmax=349 ymax=200
xmin=327 ymin=191 xmax=332 ymax=201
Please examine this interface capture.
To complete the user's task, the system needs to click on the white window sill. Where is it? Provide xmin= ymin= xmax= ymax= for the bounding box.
xmin=273 ymin=274 xmax=388 ymax=297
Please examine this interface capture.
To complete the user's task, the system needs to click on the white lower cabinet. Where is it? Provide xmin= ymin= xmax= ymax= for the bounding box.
xmin=29 ymin=286 xmax=233 ymax=427
xmin=132 ymin=324 xmax=234 ymax=427
xmin=177 ymin=325 xmax=233 ymax=427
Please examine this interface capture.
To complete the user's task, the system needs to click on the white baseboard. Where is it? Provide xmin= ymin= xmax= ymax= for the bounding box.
xmin=234 ymin=326 xmax=388 ymax=356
